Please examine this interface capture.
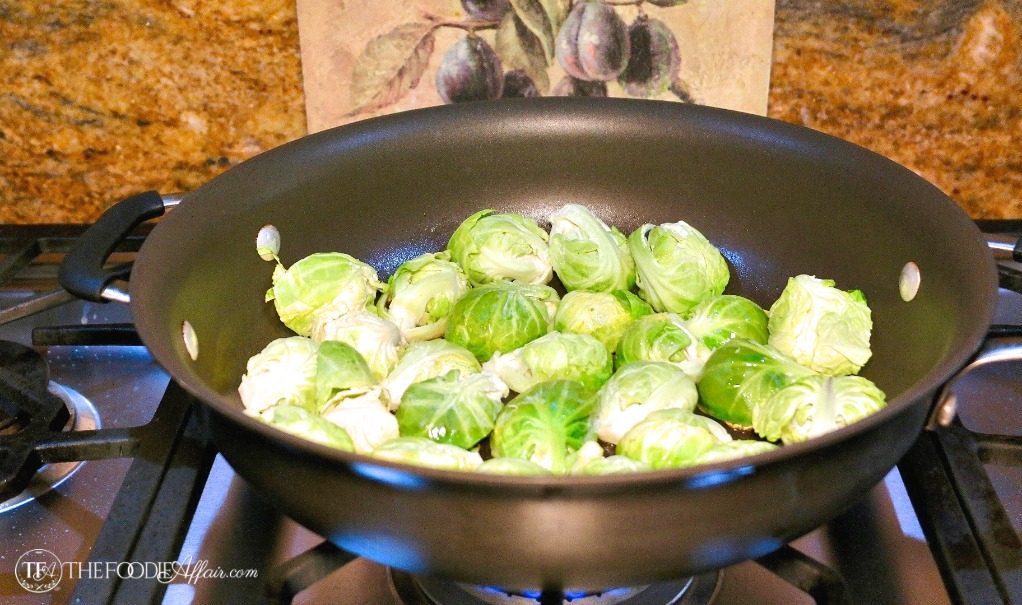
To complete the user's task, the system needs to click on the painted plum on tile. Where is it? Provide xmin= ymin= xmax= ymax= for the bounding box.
xmin=346 ymin=0 xmax=713 ymax=115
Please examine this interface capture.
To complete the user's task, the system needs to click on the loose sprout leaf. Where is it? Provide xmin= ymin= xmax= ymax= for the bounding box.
xmin=260 ymin=405 xmax=355 ymax=452
xmin=315 ymin=341 xmax=376 ymax=409
xmin=348 ymin=23 xmax=437 ymax=116
xmin=269 ymin=253 xmax=383 ymax=337
xmin=616 ymin=313 xmax=709 ymax=379
xmin=322 ymin=388 xmax=399 ymax=454
xmin=372 ymin=436 xmax=483 ymax=471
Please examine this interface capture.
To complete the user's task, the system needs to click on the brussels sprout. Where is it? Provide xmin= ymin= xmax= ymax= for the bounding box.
xmin=549 ymin=204 xmax=634 ymax=292
xmin=310 ymin=312 xmax=406 ymax=381
xmin=378 ymin=252 xmax=471 ymax=342
xmin=490 ymin=380 xmax=597 ymax=474
xmin=697 ymin=338 xmax=816 ymax=428
xmin=447 ymin=209 xmax=552 ymax=286
xmin=628 ymin=222 xmax=729 ymax=314
xmin=321 ymin=387 xmax=399 ymax=454
xmin=380 ymin=339 xmax=481 ymax=408
xmin=315 ymin=341 xmax=376 ymax=409
xmin=396 ymin=370 xmax=508 ymax=449
xmin=372 ymin=437 xmax=483 ymax=471
xmin=767 ymin=275 xmax=873 ymax=376
xmin=615 ymin=313 xmax=708 ymax=379
xmin=684 ymin=295 xmax=769 ymax=351
xmin=752 ymin=375 xmax=887 ymax=444
xmin=259 ymin=405 xmax=355 ymax=452
xmin=266 ymin=252 xmax=383 ymax=336
xmin=553 ymin=290 xmax=653 ymax=351
xmin=444 ymin=282 xmax=556 ymax=362
xmin=238 ymin=337 xmax=319 ymax=413
xmin=616 ymin=408 xmax=732 ymax=470
xmin=694 ymin=439 xmax=778 ymax=464
xmin=477 ymin=457 xmax=554 ymax=476
xmin=482 ymin=332 xmax=613 ymax=393
xmin=595 ymin=361 xmax=697 ymax=444
xmin=575 ymin=455 xmax=653 ymax=475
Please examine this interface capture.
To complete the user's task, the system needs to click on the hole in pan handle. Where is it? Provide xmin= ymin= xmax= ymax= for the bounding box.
xmin=57 ymin=191 xmax=183 ymax=304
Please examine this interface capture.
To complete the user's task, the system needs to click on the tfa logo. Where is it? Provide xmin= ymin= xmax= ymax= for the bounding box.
xmin=15 ymin=549 xmax=62 ymax=593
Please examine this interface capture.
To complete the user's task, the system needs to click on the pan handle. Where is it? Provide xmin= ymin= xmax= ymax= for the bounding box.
xmin=58 ymin=191 xmax=182 ymax=304
xmin=926 ymin=333 xmax=1022 ymax=429
xmin=987 ymin=233 xmax=1022 ymax=263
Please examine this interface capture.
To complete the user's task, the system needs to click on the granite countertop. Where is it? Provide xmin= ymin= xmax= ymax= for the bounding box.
xmin=0 ymin=0 xmax=1019 ymax=223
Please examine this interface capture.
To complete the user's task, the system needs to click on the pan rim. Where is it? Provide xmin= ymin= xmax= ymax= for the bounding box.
xmin=130 ymin=98 xmax=999 ymax=493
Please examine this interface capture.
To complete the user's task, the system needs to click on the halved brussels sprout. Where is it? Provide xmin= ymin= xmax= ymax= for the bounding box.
xmin=310 ymin=312 xmax=406 ymax=381
xmin=476 ymin=457 xmax=554 ymax=476
xmin=266 ymin=252 xmax=383 ymax=336
xmin=684 ymin=295 xmax=769 ymax=351
xmin=595 ymin=361 xmax=697 ymax=444
xmin=315 ymin=341 xmax=376 ymax=409
xmin=553 ymin=290 xmax=653 ymax=351
xmin=444 ymin=282 xmax=556 ymax=362
xmin=372 ymin=437 xmax=483 ymax=471
xmin=752 ymin=375 xmax=887 ymax=444
xmin=259 ymin=405 xmax=355 ymax=452
xmin=447 ymin=209 xmax=552 ymax=286
xmin=549 ymin=204 xmax=634 ymax=292
xmin=616 ymin=408 xmax=732 ymax=470
xmin=615 ymin=313 xmax=708 ymax=379
xmin=378 ymin=252 xmax=470 ymax=342
xmin=697 ymin=338 xmax=816 ymax=428
xmin=482 ymin=332 xmax=613 ymax=394
xmin=768 ymin=275 xmax=873 ymax=376
xmin=694 ymin=439 xmax=778 ymax=464
xmin=575 ymin=455 xmax=653 ymax=475
xmin=396 ymin=370 xmax=509 ymax=449
xmin=380 ymin=339 xmax=481 ymax=408
xmin=628 ymin=222 xmax=729 ymax=314
xmin=239 ymin=336 xmax=319 ymax=413
xmin=490 ymin=380 xmax=597 ymax=475
xmin=321 ymin=387 xmax=399 ymax=454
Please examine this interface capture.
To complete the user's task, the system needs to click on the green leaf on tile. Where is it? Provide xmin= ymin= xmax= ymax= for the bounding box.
xmin=510 ymin=0 xmax=556 ymax=60
xmin=495 ymin=12 xmax=550 ymax=93
xmin=348 ymin=23 xmax=437 ymax=116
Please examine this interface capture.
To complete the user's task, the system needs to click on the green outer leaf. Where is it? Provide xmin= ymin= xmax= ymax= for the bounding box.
xmin=510 ymin=0 xmax=556 ymax=60
xmin=628 ymin=222 xmax=730 ymax=315
xmin=751 ymin=375 xmax=886 ymax=444
xmin=684 ymin=294 xmax=769 ymax=351
xmin=396 ymin=371 xmax=506 ymax=449
xmin=549 ymin=204 xmax=635 ymax=292
xmin=575 ymin=455 xmax=652 ymax=475
xmin=315 ymin=341 xmax=376 ymax=408
xmin=697 ymin=338 xmax=816 ymax=428
xmin=490 ymin=380 xmax=597 ymax=474
xmin=259 ymin=405 xmax=355 ymax=452
xmin=372 ymin=436 xmax=483 ymax=471
xmin=348 ymin=23 xmax=436 ymax=116
xmin=495 ymin=13 xmax=551 ymax=93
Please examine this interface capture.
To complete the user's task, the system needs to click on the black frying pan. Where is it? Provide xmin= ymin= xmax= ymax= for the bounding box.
xmin=58 ymin=99 xmax=1021 ymax=591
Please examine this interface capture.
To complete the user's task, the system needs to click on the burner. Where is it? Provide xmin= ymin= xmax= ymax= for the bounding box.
xmin=0 ymin=382 xmax=99 ymax=513
xmin=390 ymin=570 xmax=721 ymax=605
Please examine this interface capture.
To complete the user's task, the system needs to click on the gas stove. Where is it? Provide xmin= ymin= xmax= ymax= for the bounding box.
xmin=0 ymin=222 xmax=1020 ymax=605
